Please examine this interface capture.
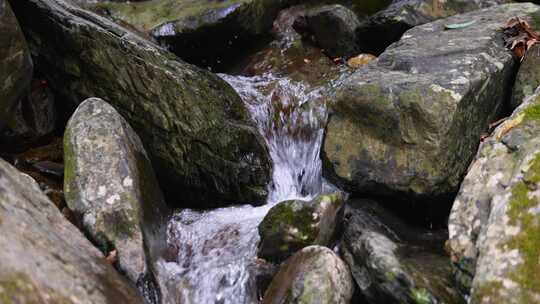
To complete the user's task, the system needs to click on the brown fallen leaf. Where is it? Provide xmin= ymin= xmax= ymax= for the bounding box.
xmin=503 ymin=16 xmax=540 ymax=61
xmin=106 ymin=249 xmax=118 ymax=265
xmin=347 ymin=54 xmax=377 ymax=68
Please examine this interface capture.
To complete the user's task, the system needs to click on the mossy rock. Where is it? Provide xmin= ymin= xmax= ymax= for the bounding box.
xmin=449 ymin=86 xmax=540 ymax=302
xmin=11 ymin=0 xmax=271 ymax=207
xmin=258 ymin=193 xmax=344 ymax=263
xmin=64 ymin=98 xmax=169 ymax=290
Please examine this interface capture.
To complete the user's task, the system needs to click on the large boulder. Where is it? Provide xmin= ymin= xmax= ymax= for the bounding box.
xmin=0 ymin=158 xmax=144 ymax=303
xmin=64 ymin=98 xmax=169 ymax=300
xmin=10 ymin=0 xmax=271 ymax=207
xmin=323 ymin=3 xmax=539 ymax=200
xmin=83 ymin=0 xmax=294 ymax=70
xmin=258 ymin=193 xmax=344 ymax=263
xmin=448 ymin=87 xmax=540 ymax=303
xmin=356 ymin=0 xmax=507 ymax=54
xmin=341 ymin=200 xmax=462 ymax=303
xmin=262 ymin=246 xmax=354 ymax=304
xmin=0 ymin=0 xmax=33 ymax=130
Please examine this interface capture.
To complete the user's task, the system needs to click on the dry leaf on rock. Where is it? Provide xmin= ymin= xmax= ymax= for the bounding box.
xmin=503 ymin=17 xmax=539 ymax=61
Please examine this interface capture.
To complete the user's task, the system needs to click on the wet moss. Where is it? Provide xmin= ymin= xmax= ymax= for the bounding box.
xmin=523 ymin=96 xmax=540 ymax=121
xmin=502 ymin=152 xmax=540 ymax=302
xmin=62 ymin=128 xmax=78 ymax=207
xmin=259 ymin=201 xmax=317 ymax=242
xmin=409 ymin=288 xmax=431 ymax=304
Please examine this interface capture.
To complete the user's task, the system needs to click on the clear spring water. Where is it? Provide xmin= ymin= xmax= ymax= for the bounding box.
xmin=156 ymin=74 xmax=328 ymax=304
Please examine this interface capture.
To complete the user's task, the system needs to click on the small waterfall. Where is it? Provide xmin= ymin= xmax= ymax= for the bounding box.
xmin=156 ymin=73 xmax=328 ymax=304
xmin=221 ymin=74 xmax=327 ymax=203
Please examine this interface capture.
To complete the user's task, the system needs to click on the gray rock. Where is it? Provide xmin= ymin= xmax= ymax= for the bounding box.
xmin=0 ymin=79 xmax=56 ymax=145
xmin=82 ymin=0 xmax=294 ymax=69
xmin=11 ymin=0 xmax=272 ymax=207
xmin=512 ymin=44 xmax=540 ymax=110
xmin=0 ymin=0 xmax=33 ymax=130
xmin=0 ymin=157 xmax=144 ymax=303
xmin=64 ymin=98 xmax=169 ymax=301
xmin=262 ymin=245 xmax=354 ymax=304
xmin=341 ymin=200 xmax=463 ymax=304
xmin=356 ymin=0 xmax=507 ymax=54
xmin=323 ymin=3 xmax=538 ymax=200
xmin=294 ymin=4 xmax=363 ymax=59
xmin=448 ymin=87 xmax=540 ymax=303
xmin=258 ymin=193 xmax=345 ymax=264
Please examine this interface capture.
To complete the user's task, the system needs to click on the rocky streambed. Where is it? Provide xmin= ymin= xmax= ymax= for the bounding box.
xmin=2 ymin=0 xmax=540 ymax=304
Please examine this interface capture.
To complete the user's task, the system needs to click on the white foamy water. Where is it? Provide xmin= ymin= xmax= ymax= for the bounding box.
xmin=156 ymin=73 xmax=328 ymax=304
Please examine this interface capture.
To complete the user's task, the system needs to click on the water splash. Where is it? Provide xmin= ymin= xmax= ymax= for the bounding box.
xmin=156 ymin=74 xmax=328 ymax=304
xmin=221 ymin=74 xmax=327 ymax=203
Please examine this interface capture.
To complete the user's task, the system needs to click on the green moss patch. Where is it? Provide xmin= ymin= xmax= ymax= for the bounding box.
xmin=503 ymin=153 xmax=540 ymax=302
xmin=523 ymin=96 xmax=540 ymax=121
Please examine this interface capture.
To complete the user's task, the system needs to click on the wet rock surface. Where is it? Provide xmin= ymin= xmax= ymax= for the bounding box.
xmin=294 ymin=4 xmax=362 ymax=59
xmin=341 ymin=200 xmax=463 ymax=304
xmin=0 ymin=158 xmax=144 ymax=303
xmin=83 ymin=0 xmax=294 ymax=70
xmin=64 ymin=98 xmax=170 ymax=299
xmin=0 ymin=0 xmax=33 ymax=131
xmin=11 ymin=0 xmax=272 ymax=208
xmin=323 ymin=3 xmax=539 ymax=200
xmin=4 ymin=0 xmax=540 ymax=303
xmin=258 ymin=193 xmax=344 ymax=263
xmin=356 ymin=0 xmax=507 ymax=54
xmin=262 ymin=245 xmax=354 ymax=304
xmin=0 ymin=78 xmax=56 ymax=146
xmin=512 ymin=43 xmax=540 ymax=109
xmin=448 ymin=88 xmax=540 ymax=303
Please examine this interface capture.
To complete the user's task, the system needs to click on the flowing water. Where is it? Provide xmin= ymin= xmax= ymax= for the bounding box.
xmin=155 ymin=74 xmax=330 ymax=304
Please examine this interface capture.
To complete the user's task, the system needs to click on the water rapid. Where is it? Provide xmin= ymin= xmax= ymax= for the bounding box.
xmin=156 ymin=74 xmax=329 ymax=304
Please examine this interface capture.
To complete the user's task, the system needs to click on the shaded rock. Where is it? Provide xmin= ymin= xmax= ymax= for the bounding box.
xmin=84 ymin=0 xmax=294 ymax=70
xmin=323 ymin=4 xmax=538 ymax=200
xmin=341 ymin=200 xmax=463 ymax=304
xmin=0 ymin=0 xmax=33 ymax=130
xmin=448 ymin=87 xmax=540 ymax=302
xmin=262 ymin=245 xmax=354 ymax=304
xmin=0 ymin=78 xmax=56 ymax=146
xmin=64 ymin=98 xmax=170 ymax=299
xmin=351 ymin=0 xmax=392 ymax=16
xmin=356 ymin=0 xmax=507 ymax=54
xmin=258 ymin=192 xmax=344 ymax=263
xmin=512 ymin=43 xmax=540 ymax=109
xmin=11 ymin=0 xmax=272 ymax=207
xmin=0 ymin=158 xmax=144 ymax=303
xmin=294 ymin=4 xmax=363 ymax=59
xmin=2 ymin=137 xmax=66 ymax=209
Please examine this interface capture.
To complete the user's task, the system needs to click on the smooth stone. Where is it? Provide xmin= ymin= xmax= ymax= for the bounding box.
xmin=0 ymin=157 xmax=145 ymax=303
xmin=64 ymin=98 xmax=170 ymax=302
xmin=262 ymin=245 xmax=354 ymax=304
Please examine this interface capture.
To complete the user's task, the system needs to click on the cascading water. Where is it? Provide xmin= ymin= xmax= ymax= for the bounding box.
xmin=155 ymin=73 xmax=330 ymax=304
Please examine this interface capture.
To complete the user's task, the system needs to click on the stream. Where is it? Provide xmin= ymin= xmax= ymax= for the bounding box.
xmin=156 ymin=73 xmax=330 ymax=304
